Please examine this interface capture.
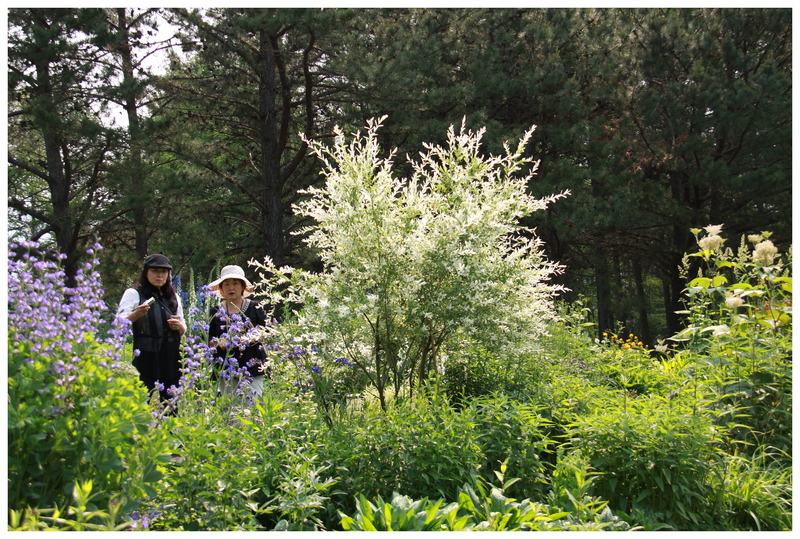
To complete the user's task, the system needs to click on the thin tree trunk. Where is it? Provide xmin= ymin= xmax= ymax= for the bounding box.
xmin=258 ymin=29 xmax=284 ymax=270
xmin=116 ymin=8 xmax=149 ymax=259
xmin=632 ymin=257 xmax=651 ymax=344
xmin=594 ymin=245 xmax=613 ymax=336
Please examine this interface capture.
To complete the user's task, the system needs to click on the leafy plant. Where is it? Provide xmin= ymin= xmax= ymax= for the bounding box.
xmin=250 ymin=117 xmax=569 ymax=409
xmin=259 ymin=324 xmax=368 ymax=427
xmin=322 ymin=389 xmax=483 ymax=507
xmin=7 ymin=241 xmax=171 ymax=522
xmin=546 ymin=449 xmax=634 ymax=530
xmin=340 ymin=492 xmax=465 ymax=531
xmin=441 ymin=342 xmax=545 ymax=405
xmin=468 ymin=393 xmax=554 ymax=498
xmin=566 ymin=391 xmax=721 ymax=529
xmin=669 ymin=226 xmax=792 ymax=454
xmin=338 ymin=462 xmax=622 ymax=531
xmin=258 ymin=453 xmax=339 ymax=530
xmin=709 ymin=447 xmax=793 ymax=530
xmin=8 ymin=481 xmax=133 ymax=531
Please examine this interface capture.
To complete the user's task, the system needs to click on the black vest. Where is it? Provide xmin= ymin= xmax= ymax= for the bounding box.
xmin=132 ymin=287 xmax=178 ymax=353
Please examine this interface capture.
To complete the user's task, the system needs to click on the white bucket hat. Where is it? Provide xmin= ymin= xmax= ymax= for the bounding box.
xmin=209 ymin=265 xmax=254 ymax=298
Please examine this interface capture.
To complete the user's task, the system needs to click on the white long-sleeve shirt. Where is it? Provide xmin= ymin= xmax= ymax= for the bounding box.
xmin=116 ymin=288 xmax=187 ymax=334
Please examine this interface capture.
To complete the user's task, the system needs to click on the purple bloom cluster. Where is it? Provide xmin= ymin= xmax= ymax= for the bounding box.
xmin=8 ymin=241 xmax=128 ymax=410
xmin=129 ymin=506 xmax=162 ymax=530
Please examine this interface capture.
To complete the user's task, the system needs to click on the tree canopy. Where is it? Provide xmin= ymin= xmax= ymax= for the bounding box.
xmin=7 ymin=7 xmax=792 ymax=341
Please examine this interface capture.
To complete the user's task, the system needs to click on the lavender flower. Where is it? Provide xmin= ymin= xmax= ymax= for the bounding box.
xmin=8 ymin=241 xmax=129 ymax=401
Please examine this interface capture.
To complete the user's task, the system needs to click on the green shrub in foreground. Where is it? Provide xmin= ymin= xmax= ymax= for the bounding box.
xmin=468 ymin=393 xmax=554 ymax=498
xmin=323 ymin=390 xmax=483 ymax=510
xmin=567 ymin=392 xmax=720 ymax=529
xmin=709 ymin=447 xmax=793 ymax=531
xmin=145 ymin=387 xmax=335 ymax=531
xmin=8 ymin=336 xmax=170 ymax=515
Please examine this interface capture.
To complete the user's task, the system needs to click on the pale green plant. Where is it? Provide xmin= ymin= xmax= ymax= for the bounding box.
xmin=709 ymin=447 xmax=792 ymax=530
xmin=338 ymin=461 xmax=623 ymax=531
xmin=259 ymin=453 xmax=339 ymax=531
xmin=8 ymin=481 xmax=132 ymax=531
xmin=668 ymin=226 xmax=792 ymax=453
xmin=249 ymin=117 xmax=568 ymax=408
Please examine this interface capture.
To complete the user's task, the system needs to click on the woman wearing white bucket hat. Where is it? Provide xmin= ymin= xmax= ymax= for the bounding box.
xmin=207 ymin=265 xmax=268 ymax=398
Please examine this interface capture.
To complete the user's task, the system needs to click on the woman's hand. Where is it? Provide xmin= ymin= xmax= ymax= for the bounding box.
xmin=168 ymin=315 xmax=185 ymax=336
xmin=127 ymin=302 xmax=151 ymax=322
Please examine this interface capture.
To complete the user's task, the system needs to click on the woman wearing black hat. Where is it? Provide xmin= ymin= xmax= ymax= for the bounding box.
xmin=116 ymin=254 xmax=187 ymax=405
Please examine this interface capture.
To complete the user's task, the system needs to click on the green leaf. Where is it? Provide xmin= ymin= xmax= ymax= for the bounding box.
xmin=730 ymin=282 xmax=754 ymax=291
xmin=688 ymin=277 xmax=711 ymax=288
xmin=654 ymin=475 xmax=665 ymax=492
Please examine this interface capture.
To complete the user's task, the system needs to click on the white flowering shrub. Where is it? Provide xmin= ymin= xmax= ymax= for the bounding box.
xmin=251 ymin=118 xmax=568 ymax=408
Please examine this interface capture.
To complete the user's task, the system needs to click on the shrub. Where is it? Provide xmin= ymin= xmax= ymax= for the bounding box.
xmin=323 ymin=390 xmax=483 ymax=509
xmin=467 ymin=394 xmax=554 ymax=498
xmin=338 ymin=462 xmax=626 ymax=531
xmin=440 ymin=342 xmax=546 ymax=406
xmin=251 ymin=117 xmax=569 ymax=409
xmin=709 ymin=447 xmax=792 ymax=530
xmin=669 ymin=227 xmax=792 ymax=455
xmin=8 ymin=480 xmax=133 ymax=531
xmin=145 ymin=376 xmax=336 ymax=530
xmin=566 ymin=392 xmax=721 ymax=529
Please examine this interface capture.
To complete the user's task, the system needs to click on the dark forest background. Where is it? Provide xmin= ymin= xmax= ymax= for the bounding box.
xmin=7 ymin=7 xmax=792 ymax=343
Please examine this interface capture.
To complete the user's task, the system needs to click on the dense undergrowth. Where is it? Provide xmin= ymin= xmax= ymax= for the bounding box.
xmin=8 ymin=226 xmax=792 ymax=531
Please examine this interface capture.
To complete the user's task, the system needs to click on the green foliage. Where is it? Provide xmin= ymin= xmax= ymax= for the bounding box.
xmin=339 ymin=463 xmax=626 ymax=531
xmin=8 ymin=481 xmax=133 ymax=531
xmin=146 ymin=386 xmax=334 ymax=530
xmin=340 ymin=492 xmax=464 ymax=531
xmin=441 ymin=342 xmax=545 ymax=404
xmin=546 ymin=449 xmax=618 ymax=525
xmin=709 ymin=447 xmax=793 ymax=531
xmin=669 ymin=227 xmax=792 ymax=454
xmin=7 ymin=226 xmax=792 ymax=531
xmin=323 ymin=390 xmax=484 ymax=506
xmin=257 ymin=453 xmax=339 ymax=531
xmin=259 ymin=323 xmax=370 ymax=427
xmin=145 ymin=414 xmax=268 ymax=530
xmin=566 ymin=392 xmax=720 ymax=528
xmin=468 ymin=394 xmax=554 ymax=498
xmin=7 ymin=335 xmax=171 ymax=519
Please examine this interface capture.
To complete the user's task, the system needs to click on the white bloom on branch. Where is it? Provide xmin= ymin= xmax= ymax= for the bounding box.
xmin=251 ymin=117 xmax=569 ymax=406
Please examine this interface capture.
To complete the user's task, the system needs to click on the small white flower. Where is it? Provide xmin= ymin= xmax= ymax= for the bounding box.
xmin=747 ymin=234 xmax=763 ymax=244
xmin=753 ymin=240 xmax=778 ymax=265
xmin=725 ymin=295 xmax=745 ymax=309
xmin=698 ymin=234 xmax=724 ymax=251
